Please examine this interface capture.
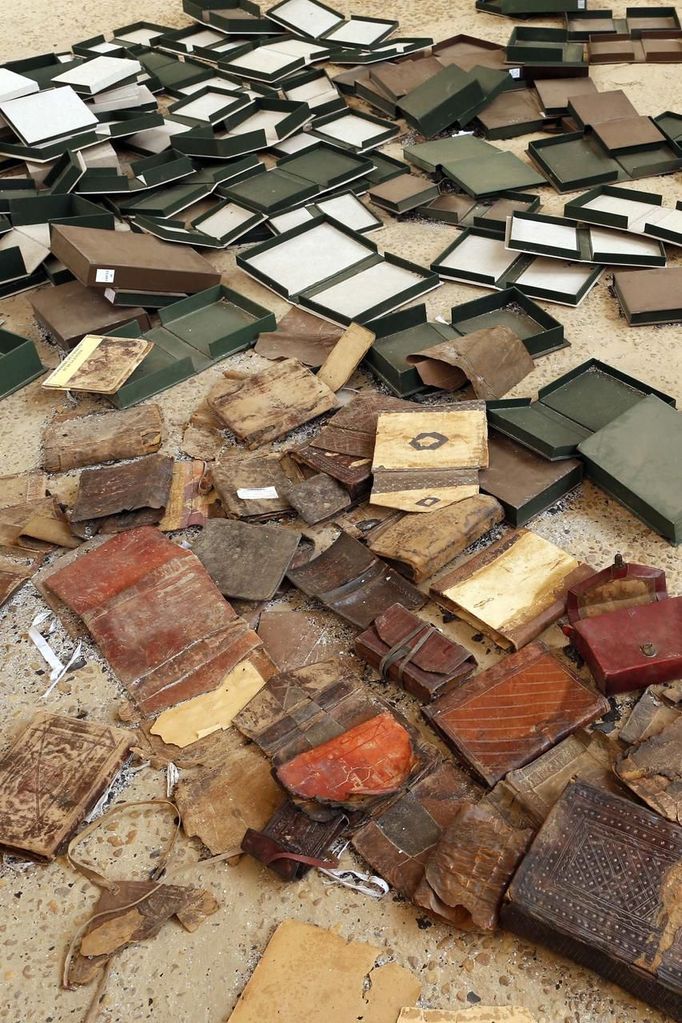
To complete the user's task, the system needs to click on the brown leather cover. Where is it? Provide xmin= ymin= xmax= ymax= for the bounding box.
xmin=254 ymin=307 xmax=342 ymax=367
xmin=275 ymin=711 xmax=419 ymax=812
xmin=616 ymin=716 xmax=682 ymax=822
xmin=291 ymin=444 xmax=372 ymax=500
xmin=283 ymin=473 xmax=351 ymax=524
xmin=211 ymin=450 xmax=303 ymax=521
xmin=287 ymin=531 xmax=425 ymax=628
xmin=414 ymin=802 xmax=533 ymax=930
xmin=423 ymin=642 xmax=609 ymax=786
xmin=0 ymin=712 xmax=132 ymax=859
xmin=367 ymin=494 xmax=504 ymax=582
xmin=42 ymin=405 xmax=163 ymax=473
xmin=242 ymin=800 xmax=347 ymax=881
xmin=502 ymin=781 xmax=682 ymax=1022
xmin=69 ymin=453 xmax=173 ymax=532
xmin=191 ymin=519 xmax=301 ymax=601
xmin=44 ymin=527 xmax=271 ymax=716
xmin=311 ymin=393 xmax=418 ymax=458
xmin=352 ymin=761 xmax=483 ymax=899
xmin=208 ymin=359 xmax=338 ymax=449
xmin=355 ymin=603 xmax=477 ymax=701
xmin=566 ymin=554 xmax=667 ymax=623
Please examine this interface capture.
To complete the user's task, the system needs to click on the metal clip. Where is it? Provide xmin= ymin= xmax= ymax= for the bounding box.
xmin=641 ymin=642 xmax=657 ymax=658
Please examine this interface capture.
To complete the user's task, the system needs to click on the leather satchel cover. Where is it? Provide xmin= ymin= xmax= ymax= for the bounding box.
xmin=355 ymin=603 xmax=477 ymax=702
xmin=423 ymin=642 xmax=609 ymax=786
xmin=569 ymin=596 xmax=682 ymax=695
xmin=502 ymin=781 xmax=682 ymax=1022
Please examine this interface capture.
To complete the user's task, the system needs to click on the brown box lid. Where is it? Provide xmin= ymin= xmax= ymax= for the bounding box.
xmin=30 ymin=278 xmax=150 ymax=349
xmin=534 ymin=77 xmax=598 ymax=114
xmin=50 ymin=224 xmax=221 ymax=293
xmin=568 ymin=88 xmax=638 ymax=127
xmin=593 ymin=115 xmax=665 ymax=151
xmin=614 ymin=266 xmax=682 ymax=318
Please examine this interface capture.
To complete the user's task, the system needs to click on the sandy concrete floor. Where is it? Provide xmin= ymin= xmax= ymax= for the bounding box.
xmin=1 ymin=2 xmax=681 ymax=1022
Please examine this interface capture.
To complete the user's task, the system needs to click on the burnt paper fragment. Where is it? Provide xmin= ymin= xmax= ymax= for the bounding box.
xmin=352 ymin=760 xmax=484 ymax=899
xmin=355 ymin=603 xmax=477 ymax=702
xmin=242 ymin=799 xmax=347 ymax=881
xmin=69 ymin=453 xmax=174 ymax=534
xmin=502 ymin=781 xmax=682 ymax=1022
xmin=43 ymin=527 xmax=274 ymax=717
xmin=42 ymin=405 xmax=163 ymax=473
xmin=287 ymin=531 xmax=425 ymax=628
xmin=192 ymin=519 xmax=300 ymax=601
xmin=414 ymin=801 xmax=533 ymax=929
xmin=0 ymin=712 xmax=132 ymax=860
xmin=423 ymin=642 xmax=609 ymax=786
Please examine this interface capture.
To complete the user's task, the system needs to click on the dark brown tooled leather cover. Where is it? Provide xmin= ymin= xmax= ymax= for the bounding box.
xmin=422 ymin=642 xmax=609 ymax=786
xmin=355 ymin=603 xmax=476 ymax=702
xmin=287 ymin=532 xmax=425 ymax=628
xmin=242 ymin=800 xmax=347 ymax=881
xmin=502 ymin=781 xmax=682 ymax=1022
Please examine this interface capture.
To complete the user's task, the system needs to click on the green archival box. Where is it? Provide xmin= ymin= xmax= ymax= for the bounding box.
xmin=450 ymin=287 xmax=567 ymax=358
xmin=578 ymin=395 xmax=682 ymax=543
xmin=0 ymin=327 xmax=44 ymax=398
xmin=398 ymin=65 xmax=486 ymax=137
xmin=363 ymin=304 xmax=455 ymax=396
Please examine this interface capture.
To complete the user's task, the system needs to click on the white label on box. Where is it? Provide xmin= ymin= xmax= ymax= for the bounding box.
xmin=509 ymin=67 xmax=521 ymax=78
xmin=237 ymin=486 xmax=279 ymax=500
xmin=578 ymin=0 xmax=586 ymax=7
xmin=96 ymin=268 xmax=115 ymax=284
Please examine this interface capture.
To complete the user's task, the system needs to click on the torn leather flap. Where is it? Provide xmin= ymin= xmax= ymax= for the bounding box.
xmin=175 ymin=731 xmax=282 ymax=855
xmin=367 ymin=494 xmax=504 ymax=582
xmin=355 ymin=603 xmax=477 ymax=702
xmin=615 ymin=716 xmax=682 ymax=823
xmin=276 ymin=711 xmax=420 ymax=814
xmin=352 ymin=760 xmax=484 ymax=900
xmin=287 ymin=531 xmax=426 ymax=628
xmin=69 ymin=453 xmax=174 ymax=532
xmin=242 ymin=799 xmax=348 ymax=881
xmin=0 ymin=497 xmax=79 ymax=552
xmin=67 ymin=880 xmax=219 ymax=987
xmin=407 ymin=326 xmax=534 ymax=399
xmin=42 ymin=405 xmax=164 ymax=473
xmin=254 ymin=307 xmax=343 ymax=368
xmin=208 ymin=359 xmax=338 ymax=449
xmin=44 ymin=527 xmax=273 ymax=717
xmin=0 ymin=554 xmax=39 ymax=608
xmin=413 ymin=802 xmax=533 ymax=930
xmin=0 ymin=712 xmax=133 ymax=860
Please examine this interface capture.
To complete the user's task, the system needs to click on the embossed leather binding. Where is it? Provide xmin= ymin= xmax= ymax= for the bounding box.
xmin=287 ymin=532 xmax=425 ymax=628
xmin=352 ymin=761 xmax=484 ymax=899
xmin=423 ymin=642 xmax=609 ymax=786
xmin=502 ymin=781 xmax=682 ymax=1022
xmin=0 ymin=712 xmax=132 ymax=859
xmin=355 ymin=603 xmax=477 ymax=701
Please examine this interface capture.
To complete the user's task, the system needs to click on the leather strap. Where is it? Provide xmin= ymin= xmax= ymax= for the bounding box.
xmin=379 ymin=622 xmax=436 ymax=682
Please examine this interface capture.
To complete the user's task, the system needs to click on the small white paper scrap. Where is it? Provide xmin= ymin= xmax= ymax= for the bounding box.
xmin=95 ymin=268 xmax=115 ymax=283
xmin=236 ymin=486 xmax=279 ymax=500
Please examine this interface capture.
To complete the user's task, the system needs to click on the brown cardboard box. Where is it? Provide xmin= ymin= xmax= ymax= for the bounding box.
xmin=50 ymin=224 xmax=221 ymax=293
xmin=30 ymin=279 xmax=150 ymax=350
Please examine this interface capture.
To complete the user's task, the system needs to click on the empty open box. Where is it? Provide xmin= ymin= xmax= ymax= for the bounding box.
xmin=564 ymin=183 xmax=682 ymax=248
xmin=505 ymin=210 xmax=667 ymax=266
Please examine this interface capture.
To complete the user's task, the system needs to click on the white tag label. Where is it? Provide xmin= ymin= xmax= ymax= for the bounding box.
xmin=578 ymin=0 xmax=586 ymax=7
xmin=96 ymin=268 xmax=115 ymax=284
xmin=237 ymin=486 xmax=279 ymax=500
xmin=509 ymin=67 xmax=521 ymax=78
